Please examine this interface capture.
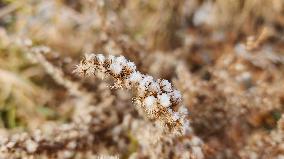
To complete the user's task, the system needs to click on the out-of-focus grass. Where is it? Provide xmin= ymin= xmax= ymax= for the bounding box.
xmin=0 ymin=68 xmax=38 ymax=129
xmin=0 ymin=0 xmax=283 ymax=158
xmin=0 ymin=101 xmax=18 ymax=128
xmin=122 ymin=132 xmax=138 ymax=159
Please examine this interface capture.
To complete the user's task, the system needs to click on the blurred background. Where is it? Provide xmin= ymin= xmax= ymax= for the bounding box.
xmin=0 ymin=0 xmax=284 ymax=158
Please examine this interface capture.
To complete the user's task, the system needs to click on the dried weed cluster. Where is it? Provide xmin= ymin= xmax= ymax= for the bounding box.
xmin=74 ymin=53 xmax=190 ymax=135
xmin=0 ymin=0 xmax=284 ymax=159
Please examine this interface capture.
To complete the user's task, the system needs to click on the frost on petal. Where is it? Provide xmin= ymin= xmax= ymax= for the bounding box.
xmin=144 ymin=96 xmax=157 ymax=110
xmin=110 ymin=62 xmax=123 ymax=75
xmin=158 ymin=93 xmax=171 ymax=107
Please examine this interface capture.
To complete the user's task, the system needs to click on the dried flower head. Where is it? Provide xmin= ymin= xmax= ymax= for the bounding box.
xmin=74 ymin=53 xmax=191 ymax=135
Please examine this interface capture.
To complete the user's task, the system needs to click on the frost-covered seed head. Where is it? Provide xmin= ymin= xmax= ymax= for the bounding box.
xmin=137 ymin=76 xmax=154 ymax=96
xmin=127 ymin=61 xmax=136 ymax=71
xmin=149 ymin=81 xmax=160 ymax=93
xmin=129 ymin=71 xmax=142 ymax=83
xmin=140 ymin=76 xmax=153 ymax=88
xmin=110 ymin=62 xmax=123 ymax=75
xmin=137 ymin=81 xmax=147 ymax=97
xmin=144 ymin=96 xmax=157 ymax=110
xmin=74 ymin=53 xmax=191 ymax=135
xmin=158 ymin=93 xmax=171 ymax=107
xmin=96 ymin=54 xmax=105 ymax=63
xmin=161 ymin=79 xmax=172 ymax=92
xmin=171 ymin=90 xmax=182 ymax=102
xmin=116 ymin=56 xmax=127 ymax=65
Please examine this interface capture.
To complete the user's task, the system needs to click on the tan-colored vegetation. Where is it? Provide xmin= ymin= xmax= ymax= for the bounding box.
xmin=0 ymin=0 xmax=284 ymax=158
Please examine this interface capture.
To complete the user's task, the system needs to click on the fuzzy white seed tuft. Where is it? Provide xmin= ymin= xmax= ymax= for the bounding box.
xmin=149 ymin=81 xmax=160 ymax=93
xmin=96 ymin=54 xmax=105 ymax=63
xmin=140 ymin=76 xmax=153 ymax=88
xmin=129 ymin=71 xmax=142 ymax=83
xmin=116 ymin=55 xmax=127 ymax=65
xmin=144 ymin=96 xmax=157 ymax=110
xmin=171 ymin=90 xmax=182 ymax=102
xmin=158 ymin=93 xmax=171 ymax=107
xmin=127 ymin=61 xmax=136 ymax=71
xmin=161 ymin=79 xmax=172 ymax=92
xmin=110 ymin=62 xmax=123 ymax=75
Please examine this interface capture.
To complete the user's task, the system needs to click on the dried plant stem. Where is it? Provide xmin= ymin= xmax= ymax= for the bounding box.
xmin=74 ymin=53 xmax=191 ymax=135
